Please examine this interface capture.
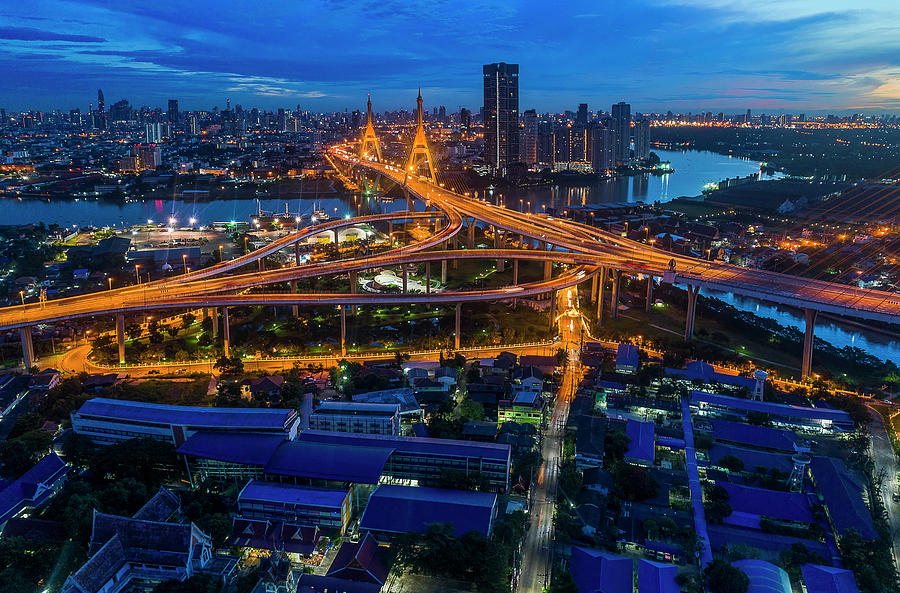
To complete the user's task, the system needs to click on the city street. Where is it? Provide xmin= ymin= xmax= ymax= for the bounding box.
xmin=868 ymin=405 xmax=900 ymax=568
xmin=518 ymin=287 xmax=582 ymax=593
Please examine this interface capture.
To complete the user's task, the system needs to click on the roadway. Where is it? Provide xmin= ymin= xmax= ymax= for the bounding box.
xmin=334 ymin=148 xmax=900 ymax=324
xmin=867 ymin=405 xmax=900 ymax=567
xmin=518 ymin=287 xmax=581 ymax=593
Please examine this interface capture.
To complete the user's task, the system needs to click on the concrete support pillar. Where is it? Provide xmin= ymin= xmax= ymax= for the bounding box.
xmin=349 ymin=271 xmax=358 ymax=314
xmin=290 ymin=280 xmax=299 ymax=317
xmin=597 ymin=267 xmax=607 ymax=322
xmin=802 ymin=309 xmax=818 ymax=378
xmin=497 ymin=257 xmax=505 ymax=273
xmin=611 ymin=270 xmax=621 ymax=319
xmin=116 ymin=313 xmax=125 ymax=365
xmin=684 ymin=285 xmax=700 ymax=341
xmin=425 ymin=262 xmax=431 ymax=294
xmin=222 ymin=307 xmax=231 ymax=358
xmin=211 ymin=307 xmax=219 ymax=338
xmin=402 ymin=266 xmax=408 ymax=293
xmin=512 ymin=259 xmax=519 ymax=307
xmin=591 ymin=274 xmax=599 ymax=305
xmin=294 ymin=243 xmax=301 ymax=266
xmin=341 ymin=306 xmax=347 ymax=356
xmin=549 ymin=290 xmax=557 ymax=329
xmin=441 ymin=259 xmax=447 ymax=285
xmin=452 ymin=235 xmax=458 ymax=269
xmin=467 ymin=222 xmax=475 ymax=249
xmin=455 ymin=303 xmax=461 ymax=350
xmin=645 ymin=276 xmax=654 ymax=313
xmin=543 ymin=261 xmax=552 ymax=282
xmin=258 ymin=257 xmax=266 ymax=272
xmin=20 ymin=326 xmax=34 ymax=370
xmin=388 ymin=220 xmax=394 ymax=241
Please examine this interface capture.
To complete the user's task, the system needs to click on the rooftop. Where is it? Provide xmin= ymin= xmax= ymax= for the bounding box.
xmin=296 ymin=429 xmax=511 ymax=462
xmin=177 ymin=431 xmax=286 ymax=466
xmin=710 ymin=419 xmax=797 ymax=452
xmin=800 ymin=563 xmax=861 ymax=593
xmin=75 ymin=397 xmax=296 ymax=430
xmin=625 ymin=420 xmax=655 ymax=462
xmin=732 ymin=559 xmax=792 ymax=593
xmin=810 ymin=456 xmax=878 ymax=540
xmin=691 ymin=391 xmax=853 ymax=426
xmin=718 ymin=481 xmax=814 ymax=524
xmin=569 ymin=546 xmax=632 ymax=593
xmin=359 ymin=484 xmax=496 ymax=537
xmin=265 ymin=440 xmax=394 ymax=484
xmin=239 ymin=480 xmax=348 ymax=509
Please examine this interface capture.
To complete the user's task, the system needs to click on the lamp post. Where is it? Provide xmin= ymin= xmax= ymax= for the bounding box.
xmin=134 ymin=264 xmax=141 ymax=285
xmin=108 ymin=277 xmax=113 ymax=291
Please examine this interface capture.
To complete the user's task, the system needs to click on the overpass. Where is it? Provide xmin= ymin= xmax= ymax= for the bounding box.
xmin=2 ymin=91 xmax=897 ymax=378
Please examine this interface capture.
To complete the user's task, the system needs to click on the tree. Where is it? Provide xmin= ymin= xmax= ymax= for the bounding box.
xmin=214 ymin=355 xmax=244 ymax=375
xmin=546 ymin=569 xmax=578 ymax=593
xmin=779 ymin=543 xmax=823 ymax=578
xmin=62 ymin=433 xmax=96 ymax=467
xmin=165 ymin=325 xmax=180 ymax=338
xmin=604 ymin=430 xmax=631 ymax=464
xmin=0 ymin=441 xmax=36 ymax=479
xmin=718 ymin=454 xmax=745 ymax=473
xmin=704 ymin=559 xmax=749 ymax=593
xmin=614 ymin=464 xmax=659 ymax=501
xmin=181 ymin=312 xmax=196 ymax=328
xmin=457 ymin=398 xmax=484 ymax=421
xmin=126 ymin=324 xmax=143 ymax=340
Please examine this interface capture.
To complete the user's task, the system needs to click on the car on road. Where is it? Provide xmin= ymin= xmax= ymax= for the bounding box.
xmin=892 ymin=491 xmax=899 ymax=503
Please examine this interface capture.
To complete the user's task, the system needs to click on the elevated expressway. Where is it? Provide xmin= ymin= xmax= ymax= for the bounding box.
xmin=330 ymin=145 xmax=900 ymax=377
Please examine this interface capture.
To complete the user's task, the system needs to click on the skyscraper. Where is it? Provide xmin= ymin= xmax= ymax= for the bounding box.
xmin=96 ymin=89 xmax=106 ymax=130
xmin=591 ymin=125 xmax=616 ymax=174
xmin=576 ymin=103 xmax=588 ymax=126
xmin=611 ymin=101 xmax=631 ymax=165
xmin=167 ymin=99 xmax=179 ymax=125
xmin=522 ymin=109 xmax=537 ymax=167
xmin=482 ymin=62 xmax=519 ymax=171
xmin=145 ymin=122 xmax=162 ymax=143
xmin=633 ymin=118 xmax=650 ymax=161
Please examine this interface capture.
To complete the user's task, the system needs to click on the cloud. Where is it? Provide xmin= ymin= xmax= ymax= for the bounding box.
xmin=0 ymin=26 xmax=105 ymax=43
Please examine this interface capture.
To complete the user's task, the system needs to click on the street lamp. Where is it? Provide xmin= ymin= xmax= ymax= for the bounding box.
xmin=19 ymin=291 xmax=24 ymax=306
xmin=218 ymin=245 xmax=224 ymax=261
xmin=134 ymin=264 xmax=141 ymax=285
xmin=182 ymin=253 xmax=188 ymax=274
xmin=108 ymin=277 xmax=113 ymax=291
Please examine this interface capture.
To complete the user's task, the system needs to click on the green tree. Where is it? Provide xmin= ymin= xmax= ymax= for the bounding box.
xmin=614 ymin=464 xmax=659 ymax=501
xmin=719 ymin=455 xmax=745 ymax=472
xmin=181 ymin=312 xmax=196 ymax=328
xmin=126 ymin=324 xmax=143 ymax=340
xmin=457 ymin=398 xmax=484 ymax=421
xmin=214 ymin=355 xmax=244 ymax=375
xmin=704 ymin=559 xmax=749 ymax=593
xmin=604 ymin=430 xmax=631 ymax=464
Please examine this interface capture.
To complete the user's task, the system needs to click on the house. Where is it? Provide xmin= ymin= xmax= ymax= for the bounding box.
xmin=251 ymin=551 xmax=296 ymax=593
xmin=241 ymin=376 xmax=285 ymax=402
xmin=638 ymin=559 xmax=679 ymax=593
xmin=297 ymin=574 xmax=381 ymax=593
xmin=228 ymin=518 xmax=320 ymax=556
xmin=412 ymin=378 xmax=449 ymax=405
xmin=359 ymin=484 xmax=497 ymax=538
xmin=615 ymin=343 xmax=640 ymax=374
xmin=0 ymin=452 xmax=70 ymax=527
xmin=569 ymin=547 xmax=632 ymax=593
xmin=573 ymin=415 xmax=609 ymax=470
xmin=28 ymin=368 xmax=61 ymax=391
xmin=325 ymin=533 xmax=389 ymax=585
xmin=519 ymin=355 xmax=558 ymax=374
xmin=462 ymin=420 xmax=499 ymax=442
xmin=61 ymin=491 xmax=236 ymax=593
xmin=433 ymin=366 xmax=458 ymax=391
xmin=733 ymin=560 xmax=791 ymax=593
xmin=624 ymin=420 xmax=655 ymax=466
xmin=83 ymin=373 xmax=127 ymax=392
xmin=800 ymin=563 xmax=860 ymax=593
xmin=498 ymin=391 xmax=544 ymax=426
xmin=512 ymin=366 xmax=544 ymax=393
xmin=582 ymin=467 xmax=614 ymax=496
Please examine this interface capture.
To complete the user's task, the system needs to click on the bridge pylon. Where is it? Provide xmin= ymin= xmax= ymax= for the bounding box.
xmin=405 ymin=88 xmax=437 ymax=185
xmin=360 ymin=94 xmax=382 ymax=162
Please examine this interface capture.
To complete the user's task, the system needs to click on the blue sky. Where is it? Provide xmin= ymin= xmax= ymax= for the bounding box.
xmin=1 ymin=0 xmax=898 ymax=114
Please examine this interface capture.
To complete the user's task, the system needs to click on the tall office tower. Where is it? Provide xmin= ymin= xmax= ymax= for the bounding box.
xmin=745 ymin=108 xmax=751 ymax=124
xmin=611 ymin=101 xmax=631 ymax=165
xmin=460 ymin=108 xmax=471 ymax=130
xmin=522 ymin=109 xmax=538 ymax=166
xmin=482 ymin=62 xmax=520 ymax=171
xmin=576 ymin=103 xmax=588 ymax=126
xmin=553 ymin=125 xmax=573 ymax=162
xmin=537 ymin=120 xmax=554 ymax=164
xmin=187 ymin=114 xmax=198 ymax=135
xmin=145 ymin=122 xmax=162 ymax=143
xmin=96 ymin=89 xmax=107 ymax=130
xmin=633 ymin=118 xmax=650 ymax=160
xmin=167 ymin=99 xmax=179 ymax=125
xmin=591 ymin=125 xmax=616 ymax=174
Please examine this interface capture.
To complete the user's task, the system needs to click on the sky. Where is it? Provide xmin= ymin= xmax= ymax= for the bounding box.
xmin=1 ymin=0 xmax=898 ymax=115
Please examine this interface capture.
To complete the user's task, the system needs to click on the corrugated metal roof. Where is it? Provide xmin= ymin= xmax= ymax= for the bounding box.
xmin=239 ymin=480 xmax=348 ymax=509
xmin=359 ymin=484 xmax=496 ymax=537
xmin=76 ymin=397 xmax=295 ymax=429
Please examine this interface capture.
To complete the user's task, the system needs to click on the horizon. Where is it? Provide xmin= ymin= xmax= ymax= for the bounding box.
xmin=1 ymin=1 xmax=898 ymax=114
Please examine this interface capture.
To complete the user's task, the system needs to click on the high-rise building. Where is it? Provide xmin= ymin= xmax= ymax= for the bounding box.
xmin=576 ymin=103 xmax=588 ymax=126
xmin=145 ymin=122 xmax=162 ymax=143
xmin=591 ymin=125 xmax=616 ymax=174
xmin=187 ymin=114 xmax=198 ymax=135
xmin=167 ymin=99 xmax=179 ymax=125
xmin=96 ymin=89 xmax=107 ymax=130
xmin=522 ymin=109 xmax=538 ymax=167
xmin=633 ymin=118 xmax=650 ymax=161
xmin=611 ymin=101 xmax=631 ymax=165
xmin=482 ymin=62 xmax=520 ymax=171
xmin=459 ymin=108 xmax=471 ymax=130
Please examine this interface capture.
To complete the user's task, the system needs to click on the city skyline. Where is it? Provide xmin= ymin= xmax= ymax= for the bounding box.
xmin=1 ymin=0 xmax=898 ymax=113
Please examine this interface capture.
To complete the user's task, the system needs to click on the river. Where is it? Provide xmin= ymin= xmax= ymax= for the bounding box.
xmin=3 ymin=148 xmax=897 ymax=364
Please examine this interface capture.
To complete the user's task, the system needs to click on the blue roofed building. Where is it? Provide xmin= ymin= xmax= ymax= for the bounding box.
xmin=733 ymin=559 xmax=792 ymax=593
xmin=708 ymin=418 xmax=798 ymax=453
xmin=638 ymin=559 xmax=679 ymax=593
xmin=237 ymin=480 xmax=352 ymax=534
xmin=615 ymin=343 xmax=640 ymax=374
xmin=801 ymin=563 xmax=861 ymax=593
xmin=809 ymin=456 xmax=878 ymax=540
xmin=717 ymin=481 xmax=814 ymax=529
xmin=707 ymin=444 xmax=794 ymax=474
xmin=359 ymin=484 xmax=497 ymax=538
xmin=264 ymin=440 xmax=395 ymax=484
xmin=690 ymin=391 xmax=854 ymax=431
xmin=308 ymin=402 xmax=401 ymax=436
xmin=666 ymin=360 xmax=757 ymax=390
xmin=72 ymin=397 xmax=300 ymax=445
xmin=0 ymin=452 xmax=69 ymax=528
xmin=625 ymin=419 xmax=655 ymax=466
xmin=325 ymin=533 xmax=389 ymax=586
xmin=569 ymin=547 xmax=632 ymax=593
